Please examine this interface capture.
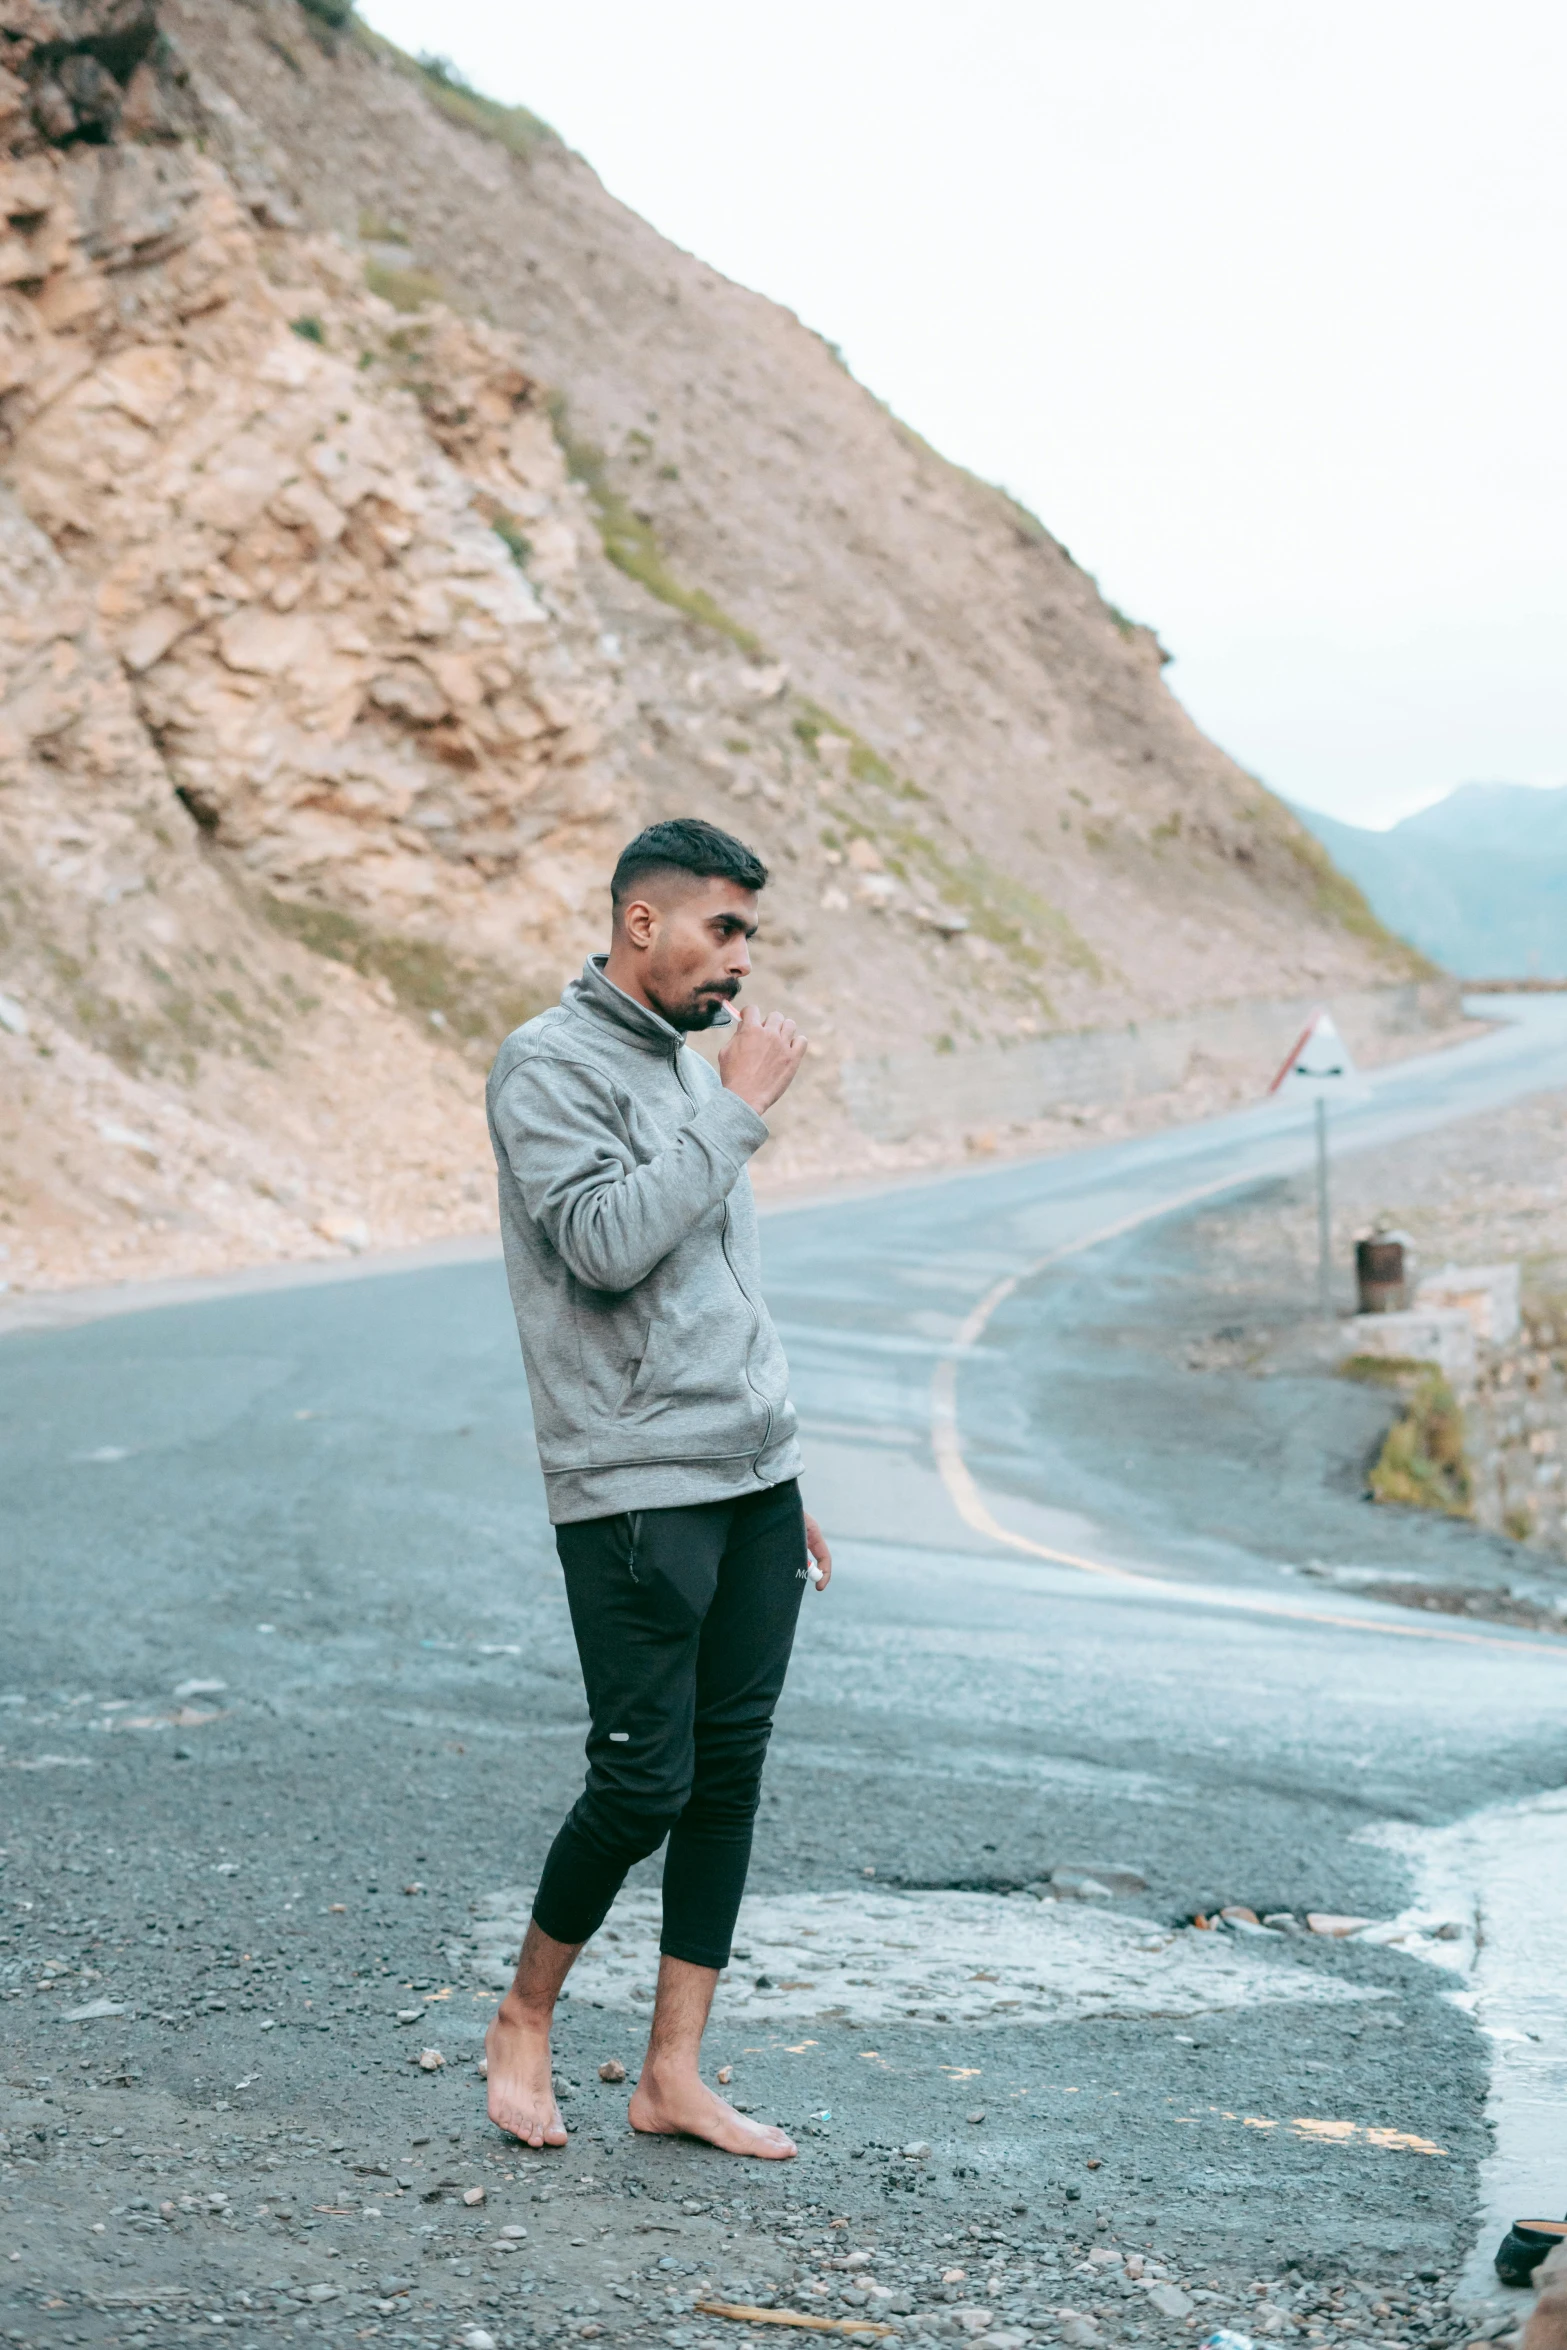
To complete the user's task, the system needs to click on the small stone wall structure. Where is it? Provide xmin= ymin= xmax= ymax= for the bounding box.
xmin=1467 ymin=1307 xmax=1567 ymax=1552
xmin=1343 ymin=1260 xmax=1567 ymax=1552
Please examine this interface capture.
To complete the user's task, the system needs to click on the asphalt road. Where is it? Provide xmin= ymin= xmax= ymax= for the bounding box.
xmin=4 ymin=997 xmax=1567 ymax=2350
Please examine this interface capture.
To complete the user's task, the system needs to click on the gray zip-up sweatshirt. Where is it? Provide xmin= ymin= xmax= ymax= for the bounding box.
xmin=486 ymin=955 xmax=803 ymax=1524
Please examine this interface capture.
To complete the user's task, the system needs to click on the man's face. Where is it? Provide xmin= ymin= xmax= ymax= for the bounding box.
xmin=629 ymin=875 xmax=758 ymax=1031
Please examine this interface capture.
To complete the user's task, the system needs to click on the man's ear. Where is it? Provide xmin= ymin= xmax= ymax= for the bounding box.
xmin=620 ymin=896 xmax=659 ymax=951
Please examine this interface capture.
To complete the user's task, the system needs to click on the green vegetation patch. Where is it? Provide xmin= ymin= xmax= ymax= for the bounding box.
xmin=890 ymin=415 xmax=1061 ymax=557
xmin=37 ymin=934 xmax=276 ymax=1082
xmin=792 ymin=696 xmax=1098 ymax=990
xmin=1341 ymin=1354 xmax=1473 ymax=1517
xmin=259 ymin=896 xmax=552 ymax=1044
xmin=790 ymin=701 xmax=927 ymax=800
xmin=1338 ymin=1351 xmax=1428 ymax=1387
xmin=490 ymin=512 xmax=533 ymax=569
xmin=372 ymin=47 xmax=559 ymax=164
xmin=1291 ymin=824 xmax=1409 ymax=952
xmin=950 ymin=855 xmax=1101 ymax=975
xmin=1247 ymin=800 xmax=1436 ymax=974
xmin=873 ymin=819 xmax=1098 ymax=981
xmin=365 ymin=259 xmax=443 ymax=313
xmin=548 ymin=399 xmax=761 ymax=654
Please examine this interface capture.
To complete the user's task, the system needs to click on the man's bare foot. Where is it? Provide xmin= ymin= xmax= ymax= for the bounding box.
xmin=485 ymin=2000 xmax=568 ymax=2149
xmin=628 ymin=2067 xmax=796 ymax=2160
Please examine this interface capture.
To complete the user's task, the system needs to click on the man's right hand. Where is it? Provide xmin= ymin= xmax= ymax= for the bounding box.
xmin=719 ymin=1005 xmax=807 ymax=1116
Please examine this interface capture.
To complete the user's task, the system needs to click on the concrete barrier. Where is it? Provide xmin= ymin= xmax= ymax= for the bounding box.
xmin=838 ymin=978 xmax=1462 ymax=1143
xmin=1416 ymin=1262 xmax=1521 ymax=1346
xmin=1340 ymin=1307 xmax=1478 ymax=1394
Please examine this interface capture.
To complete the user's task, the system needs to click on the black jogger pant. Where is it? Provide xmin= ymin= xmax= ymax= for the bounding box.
xmin=532 ymin=1478 xmax=808 ymax=1971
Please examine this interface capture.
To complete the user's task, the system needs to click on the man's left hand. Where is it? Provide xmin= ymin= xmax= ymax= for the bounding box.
xmin=804 ymin=1512 xmax=832 ymax=1592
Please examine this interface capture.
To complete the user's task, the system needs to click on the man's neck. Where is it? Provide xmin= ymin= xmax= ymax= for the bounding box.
xmin=600 ymin=948 xmax=665 ymax=1022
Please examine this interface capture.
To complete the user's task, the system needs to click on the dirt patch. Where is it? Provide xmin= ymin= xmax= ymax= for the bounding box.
xmin=1332 ymin=1578 xmax=1567 ymax=1635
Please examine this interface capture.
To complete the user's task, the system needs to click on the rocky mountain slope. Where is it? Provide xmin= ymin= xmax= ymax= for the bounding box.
xmin=0 ymin=0 xmax=1448 ymax=1295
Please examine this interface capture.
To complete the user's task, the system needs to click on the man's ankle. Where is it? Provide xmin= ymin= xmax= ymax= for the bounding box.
xmin=639 ymin=2049 xmax=699 ymax=2086
xmin=496 ymin=1993 xmax=553 ymax=2034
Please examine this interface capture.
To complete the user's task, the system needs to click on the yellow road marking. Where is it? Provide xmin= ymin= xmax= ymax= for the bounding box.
xmin=929 ymin=1174 xmax=1565 ymax=1657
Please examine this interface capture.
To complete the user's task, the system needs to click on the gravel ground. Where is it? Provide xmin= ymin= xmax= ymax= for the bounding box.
xmin=17 ymin=1050 xmax=1567 ymax=2349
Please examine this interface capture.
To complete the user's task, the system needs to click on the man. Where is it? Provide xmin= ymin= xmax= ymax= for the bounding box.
xmin=484 ymin=817 xmax=831 ymax=2162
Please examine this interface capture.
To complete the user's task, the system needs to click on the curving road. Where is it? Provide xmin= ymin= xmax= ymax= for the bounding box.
xmin=770 ymin=994 xmax=1567 ymax=2295
xmin=4 ymin=995 xmax=1567 ymax=2341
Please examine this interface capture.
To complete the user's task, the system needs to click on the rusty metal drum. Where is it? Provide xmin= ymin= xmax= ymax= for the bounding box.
xmin=1355 ymin=1235 xmax=1407 ymax=1314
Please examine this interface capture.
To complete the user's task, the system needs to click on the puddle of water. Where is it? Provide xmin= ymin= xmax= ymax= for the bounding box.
xmin=470 ymin=1885 xmax=1377 ymax=2026
xmin=1372 ymin=1789 xmax=1567 ymax=2307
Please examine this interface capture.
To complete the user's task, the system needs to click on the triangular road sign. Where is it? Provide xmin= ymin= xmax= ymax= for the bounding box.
xmin=1268 ymin=1008 xmax=1359 ymax=1097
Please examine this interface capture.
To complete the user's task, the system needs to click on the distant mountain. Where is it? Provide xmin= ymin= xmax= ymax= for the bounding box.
xmin=1292 ymin=785 xmax=1567 ymax=977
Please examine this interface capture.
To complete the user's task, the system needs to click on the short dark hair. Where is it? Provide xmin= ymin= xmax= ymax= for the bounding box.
xmin=610 ymin=818 xmax=767 ymax=907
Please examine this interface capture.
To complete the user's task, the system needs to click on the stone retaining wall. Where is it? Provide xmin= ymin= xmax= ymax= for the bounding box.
xmin=838 ymin=978 xmax=1463 ymax=1143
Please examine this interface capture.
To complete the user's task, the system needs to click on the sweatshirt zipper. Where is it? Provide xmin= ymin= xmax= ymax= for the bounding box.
xmin=672 ymin=1043 xmax=775 ymax=1468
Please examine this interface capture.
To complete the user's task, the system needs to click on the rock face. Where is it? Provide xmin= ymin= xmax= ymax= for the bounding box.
xmin=0 ymin=22 xmax=612 ymax=1287
xmin=0 ymin=0 xmax=1446 ymax=1292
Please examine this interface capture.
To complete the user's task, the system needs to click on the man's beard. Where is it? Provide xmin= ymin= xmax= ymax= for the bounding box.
xmin=653 ymin=980 xmax=739 ymax=1034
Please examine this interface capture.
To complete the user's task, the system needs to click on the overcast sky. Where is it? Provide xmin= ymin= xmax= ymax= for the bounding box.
xmin=357 ymin=0 xmax=1564 ymax=830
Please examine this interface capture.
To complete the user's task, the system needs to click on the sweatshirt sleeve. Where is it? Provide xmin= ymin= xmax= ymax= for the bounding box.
xmin=490 ymin=1051 xmax=770 ymax=1293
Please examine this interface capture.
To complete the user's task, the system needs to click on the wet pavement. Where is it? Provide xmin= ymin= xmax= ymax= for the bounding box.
xmin=4 ymin=998 xmax=1567 ymax=2349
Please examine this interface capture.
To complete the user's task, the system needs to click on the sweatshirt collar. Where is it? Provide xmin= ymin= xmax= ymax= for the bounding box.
xmin=566 ymin=954 xmax=683 ymax=1053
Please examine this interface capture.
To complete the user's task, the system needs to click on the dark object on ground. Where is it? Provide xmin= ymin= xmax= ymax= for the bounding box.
xmin=1494 ymin=2219 xmax=1567 ymax=2286
xmin=1356 ymin=1235 xmax=1408 ymax=1314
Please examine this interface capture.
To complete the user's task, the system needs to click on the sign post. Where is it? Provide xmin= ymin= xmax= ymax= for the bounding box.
xmin=1314 ymin=1095 xmax=1331 ymax=1318
xmin=1267 ymin=1009 xmax=1360 ymax=1318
